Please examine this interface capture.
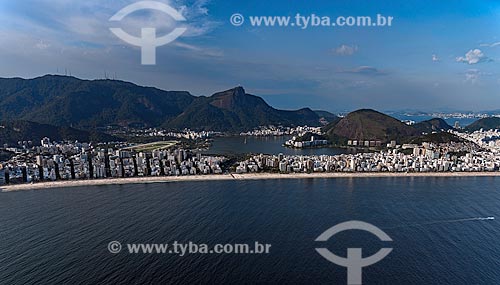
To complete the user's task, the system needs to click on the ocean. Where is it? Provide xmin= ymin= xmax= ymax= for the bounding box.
xmin=1 ymin=177 xmax=499 ymax=284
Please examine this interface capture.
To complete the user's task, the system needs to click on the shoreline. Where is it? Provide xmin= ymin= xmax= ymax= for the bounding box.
xmin=2 ymin=172 xmax=500 ymax=192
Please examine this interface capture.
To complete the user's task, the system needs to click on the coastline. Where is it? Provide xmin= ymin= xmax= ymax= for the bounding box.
xmin=2 ymin=172 xmax=500 ymax=192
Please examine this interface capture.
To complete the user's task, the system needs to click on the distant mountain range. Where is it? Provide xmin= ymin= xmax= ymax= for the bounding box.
xmin=0 ymin=74 xmax=496 ymax=146
xmin=0 ymin=75 xmax=330 ymax=132
xmin=166 ymin=87 xmax=324 ymax=131
xmin=0 ymin=75 xmax=194 ymax=128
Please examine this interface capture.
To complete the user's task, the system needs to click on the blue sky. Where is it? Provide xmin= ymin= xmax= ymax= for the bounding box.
xmin=0 ymin=0 xmax=499 ymax=112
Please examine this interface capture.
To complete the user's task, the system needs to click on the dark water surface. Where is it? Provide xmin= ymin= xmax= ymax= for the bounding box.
xmin=204 ymin=136 xmax=347 ymax=155
xmin=1 ymin=177 xmax=500 ymax=284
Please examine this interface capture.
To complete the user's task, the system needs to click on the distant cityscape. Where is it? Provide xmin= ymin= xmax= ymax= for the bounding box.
xmin=3 ymin=121 xmax=500 ymax=186
xmin=236 ymin=129 xmax=497 ymax=173
xmin=0 ymin=137 xmax=226 ymax=185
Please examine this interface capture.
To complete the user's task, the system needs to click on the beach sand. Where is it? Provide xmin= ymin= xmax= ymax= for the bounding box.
xmin=2 ymin=172 xmax=500 ymax=192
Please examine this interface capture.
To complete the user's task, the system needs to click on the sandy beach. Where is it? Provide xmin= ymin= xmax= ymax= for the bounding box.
xmin=2 ymin=172 xmax=500 ymax=192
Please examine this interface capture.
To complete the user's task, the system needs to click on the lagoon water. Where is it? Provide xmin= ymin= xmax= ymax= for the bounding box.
xmin=204 ymin=136 xmax=347 ymax=156
xmin=1 ymin=177 xmax=500 ymax=284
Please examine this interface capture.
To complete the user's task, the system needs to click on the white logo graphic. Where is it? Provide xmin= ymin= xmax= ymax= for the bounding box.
xmin=109 ymin=1 xmax=187 ymax=65
xmin=315 ymin=221 xmax=393 ymax=285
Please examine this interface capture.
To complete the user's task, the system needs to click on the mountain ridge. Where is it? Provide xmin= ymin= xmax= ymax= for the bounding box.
xmin=165 ymin=87 xmax=323 ymax=131
xmin=466 ymin=117 xmax=500 ymax=132
xmin=0 ymin=75 xmax=194 ymax=128
xmin=413 ymin=118 xmax=453 ymax=134
xmin=0 ymin=75 xmax=326 ymax=132
xmin=323 ymin=109 xmax=421 ymax=144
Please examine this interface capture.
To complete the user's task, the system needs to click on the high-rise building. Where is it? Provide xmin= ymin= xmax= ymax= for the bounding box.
xmin=279 ymin=162 xmax=287 ymax=172
xmin=0 ymin=169 xmax=5 ymax=185
xmin=41 ymin=137 xmax=51 ymax=147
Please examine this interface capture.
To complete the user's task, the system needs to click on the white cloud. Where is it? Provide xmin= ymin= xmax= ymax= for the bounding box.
xmin=35 ymin=40 xmax=50 ymax=50
xmin=0 ymin=0 xmax=218 ymax=54
xmin=465 ymin=69 xmax=480 ymax=84
xmin=179 ymin=0 xmax=210 ymax=16
xmin=339 ymin=66 xmax=387 ymax=76
xmin=464 ymin=69 xmax=492 ymax=84
xmin=432 ymin=54 xmax=440 ymax=62
xmin=172 ymin=42 xmax=223 ymax=57
xmin=456 ymin=49 xmax=492 ymax=64
xmin=334 ymin=44 xmax=358 ymax=56
xmin=480 ymin=42 xmax=500 ymax=48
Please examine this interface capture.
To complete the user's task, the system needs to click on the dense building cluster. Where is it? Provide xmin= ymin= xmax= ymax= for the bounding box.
xmin=237 ymin=150 xmax=500 ymax=174
xmin=284 ymin=135 xmax=329 ymax=148
xmin=0 ymin=138 xmax=225 ymax=185
xmin=106 ymin=127 xmax=217 ymax=140
xmin=237 ymin=134 xmax=498 ymax=173
xmin=4 ymin=127 xmax=500 ymax=186
xmin=240 ymin=125 xmax=322 ymax=137
xmin=454 ymin=129 xmax=500 ymax=153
